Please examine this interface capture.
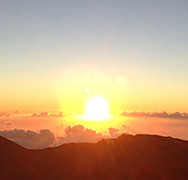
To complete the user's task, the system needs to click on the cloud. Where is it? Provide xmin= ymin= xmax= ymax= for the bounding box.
xmin=108 ymin=127 xmax=119 ymax=138
xmin=55 ymin=125 xmax=104 ymax=145
xmin=121 ymin=124 xmax=137 ymax=135
xmin=0 ymin=125 xmax=106 ymax=149
xmin=121 ymin=111 xmax=188 ymax=119
xmin=3 ymin=120 xmax=14 ymax=129
xmin=0 ymin=124 xmax=134 ymax=149
xmin=0 ymin=111 xmax=64 ymax=119
xmin=108 ymin=126 xmax=133 ymax=138
xmin=32 ymin=112 xmax=63 ymax=117
xmin=0 ymin=112 xmax=10 ymax=117
xmin=0 ymin=129 xmax=55 ymax=149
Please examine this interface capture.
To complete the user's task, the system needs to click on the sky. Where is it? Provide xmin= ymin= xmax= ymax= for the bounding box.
xmin=0 ymin=1 xmax=188 ymax=148
xmin=1 ymin=0 xmax=188 ymax=113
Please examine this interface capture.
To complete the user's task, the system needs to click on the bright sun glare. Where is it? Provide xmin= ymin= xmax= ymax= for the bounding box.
xmin=86 ymin=97 xmax=109 ymax=121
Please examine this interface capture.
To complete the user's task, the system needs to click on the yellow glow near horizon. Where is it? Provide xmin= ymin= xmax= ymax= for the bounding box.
xmin=86 ymin=97 xmax=109 ymax=121
xmin=56 ymin=65 xmax=127 ymax=114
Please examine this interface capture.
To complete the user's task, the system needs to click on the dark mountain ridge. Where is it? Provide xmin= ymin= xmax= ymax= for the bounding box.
xmin=1 ymin=134 xmax=188 ymax=180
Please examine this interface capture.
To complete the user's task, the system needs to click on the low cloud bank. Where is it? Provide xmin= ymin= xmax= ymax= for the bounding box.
xmin=32 ymin=112 xmax=63 ymax=117
xmin=1 ymin=111 xmax=187 ymax=119
xmin=55 ymin=125 xmax=105 ymax=145
xmin=121 ymin=111 xmax=188 ymax=119
xmin=0 ymin=111 xmax=63 ymax=118
xmin=108 ymin=127 xmax=119 ymax=138
xmin=0 ymin=112 xmax=10 ymax=117
xmin=0 ymin=125 xmax=128 ymax=149
xmin=0 ymin=129 xmax=55 ymax=149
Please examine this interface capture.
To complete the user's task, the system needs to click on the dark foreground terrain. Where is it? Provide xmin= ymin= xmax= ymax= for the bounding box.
xmin=1 ymin=134 xmax=188 ymax=180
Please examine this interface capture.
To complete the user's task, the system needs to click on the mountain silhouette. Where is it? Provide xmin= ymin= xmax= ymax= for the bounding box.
xmin=1 ymin=134 xmax=188 ymax=180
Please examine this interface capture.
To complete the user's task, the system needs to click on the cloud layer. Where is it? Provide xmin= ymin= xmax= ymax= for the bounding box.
xmin=0 ymin=125 xmax=128 ymax=149
xmin=1 ymin=110 xmax=188 ymax=149
xmin=32 ymin=112 xmax=63 ymax=118
xmin=0 ymin=129 xmax=55 ymax=149
xmin=55 ymin=125 xmax=105 ymax=145
xmin=121 ymin=111 xmax=188 ymax=119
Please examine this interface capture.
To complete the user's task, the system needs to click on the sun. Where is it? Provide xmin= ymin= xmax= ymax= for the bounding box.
xmin=86 ymin=97 xmax=109 ymax=121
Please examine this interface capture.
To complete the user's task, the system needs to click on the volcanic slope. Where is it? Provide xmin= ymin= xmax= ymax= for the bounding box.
xmin=1 ymin=134 xmax=188 ymax=180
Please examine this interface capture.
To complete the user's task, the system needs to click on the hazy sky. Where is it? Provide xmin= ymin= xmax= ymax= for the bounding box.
xmin=1 ymin=0 xmax=188 ymax=112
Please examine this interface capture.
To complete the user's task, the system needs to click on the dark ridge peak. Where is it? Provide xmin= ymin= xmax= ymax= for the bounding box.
xmin=97 ymin=137 xmax=114 ymax=144
xmin=0 ymin=135 xmax=26 ymax=151
xmin=97 ymin=133 xmax=134 ymax=144
xmin=134 ymin=134 xmax=188 ymax=145
xmin=97 ymin=133 xmax=169 ymax=145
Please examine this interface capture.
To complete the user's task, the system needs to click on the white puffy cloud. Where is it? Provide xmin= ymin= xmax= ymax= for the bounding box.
xmin=108 ymin=127 xmax=119 ymax=138
xmin=55 ymin=125 xmax=104 ymax=145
